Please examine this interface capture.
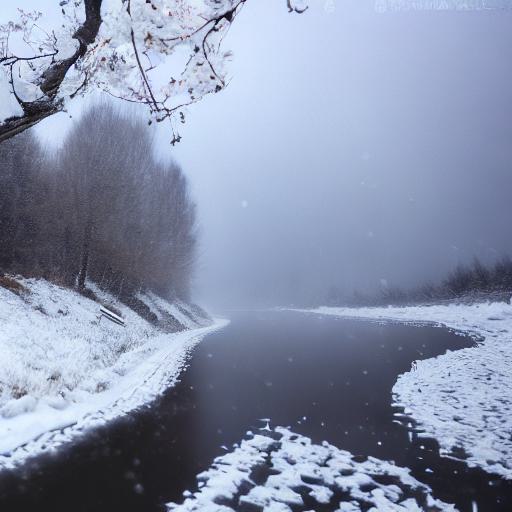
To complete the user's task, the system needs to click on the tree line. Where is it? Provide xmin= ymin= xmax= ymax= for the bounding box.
xmin=327 ymin=257 xmax=512 ymax=308
xmin=0 ymin=104 xmax=197 ymax=307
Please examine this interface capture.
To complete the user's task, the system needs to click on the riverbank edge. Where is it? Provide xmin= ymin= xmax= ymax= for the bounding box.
xmin=0 ymin=319 xmax=228 ymax=471
xmin=290 ymin=303 xmax=512 ymax=480
xmin=0 ymin=276 xmax=228 ymax=470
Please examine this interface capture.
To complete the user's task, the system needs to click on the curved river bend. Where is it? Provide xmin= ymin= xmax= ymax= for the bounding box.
xmin=0 ymin=311 xmax=510 ymax=511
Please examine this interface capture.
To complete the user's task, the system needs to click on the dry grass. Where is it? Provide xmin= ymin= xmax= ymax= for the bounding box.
xmin=0 ymin=275 xmax=29 ymax=296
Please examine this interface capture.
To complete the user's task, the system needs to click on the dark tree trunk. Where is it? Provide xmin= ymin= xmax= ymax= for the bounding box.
xmin=0 ymin=0 xmax=103 ymax=144
xmin=77 ymin=220 xmax=93 ymax=290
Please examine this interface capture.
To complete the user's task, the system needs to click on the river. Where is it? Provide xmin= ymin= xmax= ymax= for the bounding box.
xmin=0 ymin=310 xmax=510 ymax=511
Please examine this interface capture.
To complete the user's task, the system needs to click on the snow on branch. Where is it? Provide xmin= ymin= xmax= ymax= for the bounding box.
xmin=0 ymin=0 xmax=307 ymax=145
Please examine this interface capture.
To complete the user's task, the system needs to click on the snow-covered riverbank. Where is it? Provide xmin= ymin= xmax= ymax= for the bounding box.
xmin=0 ymin=277 xmax=226 ymax=469
xmin=298 ymin=302 xmax=512 ymax=480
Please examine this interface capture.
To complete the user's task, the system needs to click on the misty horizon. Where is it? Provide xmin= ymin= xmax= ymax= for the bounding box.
xmin=26 ymin=1 xmax=512 ymax=308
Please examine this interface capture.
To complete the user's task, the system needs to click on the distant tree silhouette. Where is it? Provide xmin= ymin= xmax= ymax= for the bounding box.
xmin=0 ymin=104 xmax=197 ymax=303
xmin=328 ymin=257 xmax=512 ymax=307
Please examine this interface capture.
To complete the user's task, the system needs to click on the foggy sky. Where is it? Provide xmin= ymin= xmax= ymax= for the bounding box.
xmin=8 ymin=1 xmax=512 ymax=307
xmin=170 ymin=1 xmax=512 ymax=307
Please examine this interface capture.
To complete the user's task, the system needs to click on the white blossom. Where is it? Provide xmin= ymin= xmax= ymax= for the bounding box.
xmin=0 ymin=1 xmax=306 ymax=144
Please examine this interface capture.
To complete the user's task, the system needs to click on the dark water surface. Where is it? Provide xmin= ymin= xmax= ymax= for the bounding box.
xmin=0 ymin=311 xmax=511 ymax=511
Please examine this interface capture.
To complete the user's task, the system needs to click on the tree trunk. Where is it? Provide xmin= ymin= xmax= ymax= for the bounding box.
xmin=77 ymin=220 xmax=93 ymax=290
xmin=0 ymin=0 xmax=103 ymax=144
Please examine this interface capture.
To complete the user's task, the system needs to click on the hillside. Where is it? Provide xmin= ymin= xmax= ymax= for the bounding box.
xmin=0 ymin=276 xmax=224 ymax=469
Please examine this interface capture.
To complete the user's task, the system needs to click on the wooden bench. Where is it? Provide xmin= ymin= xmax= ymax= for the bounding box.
xmin=99 ymin=306 xmax=125 ymax=327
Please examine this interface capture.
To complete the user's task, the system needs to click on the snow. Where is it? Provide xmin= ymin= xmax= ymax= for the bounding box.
xmin=1 ymin=0 xmax=247 ymax=133
xmin=0 ymin=277 xmax=226 ymax=469
xmin=141 ymin=291 xmax=203 ymax=330
xmin=299 ymin=302 xmax=512 ymax=479
xmin=166 ymin=425 xmax=455 ymax=511
xmin=0 ymin=69 xmax=23 ymax=123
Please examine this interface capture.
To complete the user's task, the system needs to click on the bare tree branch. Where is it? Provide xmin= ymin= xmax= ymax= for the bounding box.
xmin=287 ymin=0 xmax=308 ymax=14
xmin=0 ymin=0 xmax=306 ymax=145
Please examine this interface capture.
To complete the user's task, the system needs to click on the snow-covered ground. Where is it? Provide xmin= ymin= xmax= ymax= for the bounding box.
xmin=167 ymin=424 xmax=455 ymax=511
xmin=0 ymin=277 xmax=226 ymax=470
xmin=298 ymin=302 xmax=512 ymax=480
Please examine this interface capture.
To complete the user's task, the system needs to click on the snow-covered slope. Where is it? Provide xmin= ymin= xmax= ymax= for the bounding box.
xmin=300 ymin=303 xmax=512 ymax=480
xmin=0 ymin=277 xmax=225 ymax=469
xmin=140 ymin=291 xmax=211 ymax=331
